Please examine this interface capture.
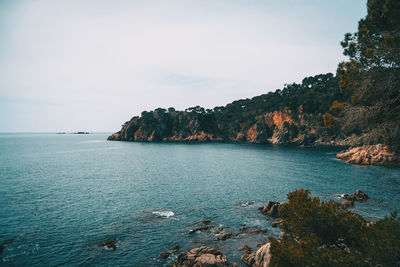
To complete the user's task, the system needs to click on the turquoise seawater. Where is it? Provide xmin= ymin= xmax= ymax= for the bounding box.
xmin=0 ymin=133 xmax=399 ymax=266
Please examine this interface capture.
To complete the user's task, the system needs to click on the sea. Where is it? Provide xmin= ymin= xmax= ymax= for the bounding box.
xmin=0 ymin=132 xmax=399 ymax=266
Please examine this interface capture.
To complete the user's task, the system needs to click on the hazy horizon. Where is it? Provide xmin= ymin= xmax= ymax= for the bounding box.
xmin=0 ymin=0 xmax=366 ymax=132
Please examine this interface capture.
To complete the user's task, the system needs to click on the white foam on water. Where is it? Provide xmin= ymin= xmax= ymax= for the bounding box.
xmin=152 ymin=211 xmax=174 ymax=218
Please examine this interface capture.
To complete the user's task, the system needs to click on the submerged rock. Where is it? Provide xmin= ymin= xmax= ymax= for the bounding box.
xmin=202 ymin=220 xmax=212 ymax=225
xmin=172 ymin=245 xmax=180 ymax=252
xmin=0 ymin=244 xmax=4 ymax=255
xmin=239 ymin=225 xmax=267 ymax=235
xmin=173 ymin=246 xmax=232 ymax=267
xmin=160 ymin=251 xmax=171 ymax=259
xmin=189 ymin=225 xmax=214 ymax=234
xmin=97 ymin=239 xmax=116 ymax=250
xmin=336 ymin=144 xmax=399 ymax=166
xmin=215 ymin=232 xmax=234 ymax=241
xmin=214 ymin=227 xmax=225 ymax=235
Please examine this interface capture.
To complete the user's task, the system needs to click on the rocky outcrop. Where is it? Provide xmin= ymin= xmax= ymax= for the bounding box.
xmin=342 ymin=190 xmax=369 ymax=202
xmin=241 ymin=243 xmax=272 ymax=267
xmin=336 ymin=144 xmax=399 ymax=166
xmin=259 ymin=201 xmax=282 ymax=217
xmin=173 ymin=246 xmax=232 ymax=267
xmin=107 ymin=109 xmax=322 ymax=147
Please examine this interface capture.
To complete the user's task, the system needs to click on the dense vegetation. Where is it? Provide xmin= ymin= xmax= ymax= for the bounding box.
xmin=112 ymin=73 xmax=348 ymax=143
xmin=336 ymin=0 xmax=400 ymax=152
xmin=269 ymin=189 xmax=400 ymax=266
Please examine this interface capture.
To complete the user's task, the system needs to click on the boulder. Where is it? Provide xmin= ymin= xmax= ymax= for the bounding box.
xmin=254 ymin=243 xmax=272 ymax=267
xmin=241 ymin=243 xmax=272 ymax=267
xmin=173 ymin=246 xmax=232 ymax=267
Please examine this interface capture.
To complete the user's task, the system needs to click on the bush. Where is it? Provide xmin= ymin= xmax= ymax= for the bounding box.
xmin=269 ymin=189 xmax=400 ymax=266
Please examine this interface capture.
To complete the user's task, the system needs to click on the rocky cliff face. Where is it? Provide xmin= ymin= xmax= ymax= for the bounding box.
xmin=108 ymin=108 xmax=400 ymax=166
xmin=108 ymin=109 xmax=324 ymax=146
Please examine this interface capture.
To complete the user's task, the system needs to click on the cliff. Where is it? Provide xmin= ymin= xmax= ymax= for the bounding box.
xmin=109 ymin=73 xmax=346 ymax=145
xmin=108 ymin=72 xmax=398 ymax=166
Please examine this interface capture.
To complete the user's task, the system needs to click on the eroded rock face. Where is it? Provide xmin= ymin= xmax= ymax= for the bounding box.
xmin=173 ymin=246 xmax=232 ymax=267
xmin=336 ymin=144 xmax=399 ymax=166
xmin=107 ymin=109 xmax=319 ymax=146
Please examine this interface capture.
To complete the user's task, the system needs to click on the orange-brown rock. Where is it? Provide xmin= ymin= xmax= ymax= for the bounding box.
xmin=173 ymin=246 xmax=233 ymax=267
xmin=241 ymin=243 xmax=272 ymax=267
xmin=336 ymin=144 xmax=399 ymax=166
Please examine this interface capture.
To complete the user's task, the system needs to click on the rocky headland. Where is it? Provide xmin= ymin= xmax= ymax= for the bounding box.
xmin=108 ymin=73 xmax=399 ymax=167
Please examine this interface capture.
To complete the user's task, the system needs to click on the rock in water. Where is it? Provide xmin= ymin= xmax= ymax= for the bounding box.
xmin=97 ymin=239 xmax=116 ymax=250
xmin=254 ymin=243 xmax=272 ymax=267
xmin=336 ymin=144 xmax=399 ymax=166
xmin=215 ymin=232 xmax=234 ymax=241
xmin=189 ymin=225 xmax=214 ymax=234
xmin=241 ymin=243 xmax=272 ymax=267
xmin=160 ymin=251 xmax=171 ymax=259
xmin=343 ymin=190 xmax=369 ymax=202
xmin=259 ymin=201 xmax=282 ymax=217
xmin=173 ymin=246 xmax=232 ymax=267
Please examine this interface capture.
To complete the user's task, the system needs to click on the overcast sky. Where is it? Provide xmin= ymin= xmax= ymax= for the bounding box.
xmin=0 ymin=0 xmax=366 ymax=132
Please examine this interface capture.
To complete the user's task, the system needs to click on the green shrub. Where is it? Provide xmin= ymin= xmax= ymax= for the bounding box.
xmin=269 ymin=189 xmax=400 ymax=266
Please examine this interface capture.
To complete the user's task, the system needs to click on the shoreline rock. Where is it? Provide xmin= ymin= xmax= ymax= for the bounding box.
xmin=259 ymin=201 xmax=282 ymax=217
xmin=342 ymin=189 xmax=369 ymax=202
xmin=241 ymin=243 xmax=272 ymax=267
xmin=173 ymin=246 xmax=233 ymax=267
xmin=336 ymin=144 xmax=399 ymax=166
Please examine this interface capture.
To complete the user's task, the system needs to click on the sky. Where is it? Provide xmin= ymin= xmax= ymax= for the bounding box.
xmin=0 ymin=0 xmax=367 ymax=132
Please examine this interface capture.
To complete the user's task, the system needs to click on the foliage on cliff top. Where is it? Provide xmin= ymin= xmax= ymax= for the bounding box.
xmin=269 ymin=189 xmax=400 ymax=267
xmin=338 ymin=0 xmax=400 ymax=152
